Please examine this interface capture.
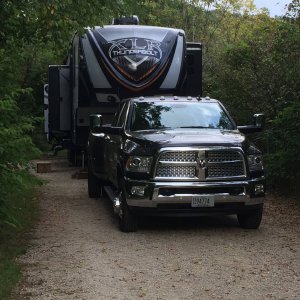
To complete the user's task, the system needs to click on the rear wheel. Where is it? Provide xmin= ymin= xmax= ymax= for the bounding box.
xmin=88 ymin=166 xmax=102 ymax=198
xmin=118 ymin=188 xmax=138 ymax=232
xmin=237 ymin=205 xmax=263 ymax=229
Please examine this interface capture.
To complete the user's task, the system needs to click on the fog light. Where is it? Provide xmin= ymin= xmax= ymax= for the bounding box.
xmin=131 ymin=186 xmax=146 ymax=197
xmin=254 ymin=184 xmax=264 ymax=195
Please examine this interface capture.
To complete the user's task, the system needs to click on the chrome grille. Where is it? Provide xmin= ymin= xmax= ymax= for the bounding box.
xmin=207 ymin=162 xmax=244 ymax=178
xmin=155 ymin=148 xmax=246 ymax=180
xmin=207 ymin=151 xmax=241 ymax=162
xmin=159 ymin=151 xmax=196 ymax=162
xmin=156 ymin=165 xmax=195 ymax=178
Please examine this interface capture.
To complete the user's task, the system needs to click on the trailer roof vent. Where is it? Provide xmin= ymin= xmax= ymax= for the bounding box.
xmin=112 ymin=15 xmax=139 ymax=25
xmin=205 ymin=96 xmax=211 ymax=100
xmin=139 ymin=96 xmax=144 ymax=101
xmin=173 ymin=96 xmax=178 ymax=100
xmin=187 ymin=96 xmax=192 ymax=100
xmin=160 ymin=96 xmax=165 ymax=101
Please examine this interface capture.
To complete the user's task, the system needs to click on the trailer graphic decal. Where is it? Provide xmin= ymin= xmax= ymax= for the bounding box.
xmin=108 ymin=38 xmax=162 ymax=81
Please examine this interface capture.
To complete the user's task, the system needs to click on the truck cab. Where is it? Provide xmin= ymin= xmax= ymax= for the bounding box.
xmin=88 ymin=96 xmax=265 ymax=232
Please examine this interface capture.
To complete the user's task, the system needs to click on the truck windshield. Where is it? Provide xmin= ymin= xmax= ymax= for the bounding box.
xmin=130 ymin=102 xmax=235 ymax=131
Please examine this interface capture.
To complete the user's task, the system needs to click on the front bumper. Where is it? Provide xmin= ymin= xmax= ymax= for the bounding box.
xmin=123 ymin=177 xmax=265 ymax=215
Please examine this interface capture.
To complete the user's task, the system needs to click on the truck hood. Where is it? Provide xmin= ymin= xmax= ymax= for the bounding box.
xmin=126 ymin=129 xmax=246 ymax=150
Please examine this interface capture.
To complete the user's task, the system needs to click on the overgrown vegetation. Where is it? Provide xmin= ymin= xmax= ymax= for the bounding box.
xmin=0 ymin=171 xmax=41 ymax=300
xmin=0 ymin=0 xmax=299 ymax=297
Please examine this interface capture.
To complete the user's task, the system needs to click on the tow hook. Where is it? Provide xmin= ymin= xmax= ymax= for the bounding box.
xmin=113 ymin=197 xmax=121 ymax=215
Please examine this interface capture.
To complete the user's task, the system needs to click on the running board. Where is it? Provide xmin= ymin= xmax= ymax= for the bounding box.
xmin=103 ymin=186 xmax=120 ymax=214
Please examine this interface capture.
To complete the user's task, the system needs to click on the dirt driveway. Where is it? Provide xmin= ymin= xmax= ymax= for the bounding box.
xmin=16 ymin=160 xmax=299 ymax=299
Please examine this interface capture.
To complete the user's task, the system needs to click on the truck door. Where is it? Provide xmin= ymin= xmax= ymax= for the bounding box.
xmin=90 ymin=130 xmax=108 ymax=180
xmin=108 ymin=102 xmax=128 ymax=187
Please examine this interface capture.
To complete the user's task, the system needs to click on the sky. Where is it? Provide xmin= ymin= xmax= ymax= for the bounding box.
xmin=253 ymin=0 xmax=291 ymax=16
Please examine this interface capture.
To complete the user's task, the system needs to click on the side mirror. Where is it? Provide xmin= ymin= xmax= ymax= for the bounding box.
xmin=89 ymin=114 xmax=102 ymax=131
xmin=254 ymin=113 xmax=265 ymax=128
xmin=237 ymin=113 xmax=265 ymax=134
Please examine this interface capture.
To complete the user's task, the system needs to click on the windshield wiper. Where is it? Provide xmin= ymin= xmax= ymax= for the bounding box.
xmin=133 ymin=126 xmax=173 ymax=131
xmin=179 ymin=126 xmax=210 ymax=129
xmin=152 ymin=126 xmax=173 ymax=130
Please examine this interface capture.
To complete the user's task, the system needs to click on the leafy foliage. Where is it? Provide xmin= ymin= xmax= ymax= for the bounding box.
xmin=0 ymin=90 xmax=40 ymax=227
xmin=0 ymin=170 xmax=40 ymax=300
xmin=0 ymin=0 xmax=119 ymax=227
xmin=261 ymin=102 xmax=300 ymax=189
xmin=200 ymin=8 xmax=300 ymax=189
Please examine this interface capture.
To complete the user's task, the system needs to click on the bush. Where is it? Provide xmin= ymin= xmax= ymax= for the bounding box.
xmin=0 ymin=90 xmax=40 ymax=227
xmin=262 ymin=102 xmax=300 ymax=191
xmin=0 ymin=170 xmax=41 ymax=300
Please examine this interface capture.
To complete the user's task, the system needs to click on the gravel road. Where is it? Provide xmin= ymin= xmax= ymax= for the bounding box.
xmin=16 ymin=160 xmax=300 ymax=299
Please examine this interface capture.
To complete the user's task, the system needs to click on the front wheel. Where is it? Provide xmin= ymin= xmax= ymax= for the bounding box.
xmin=237 ymin=205 xmax=263 ymax=229
xmin=119 ymin=192 xmax=138 ymax=232
xmin=88 ymin=166 xmax=102 ymax=198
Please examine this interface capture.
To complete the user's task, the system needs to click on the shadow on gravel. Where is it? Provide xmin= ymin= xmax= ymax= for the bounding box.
xmin=99 ymin=195 xmax=239 ymax=232
xmin=138 ymin=215 xmax=238 ymax=231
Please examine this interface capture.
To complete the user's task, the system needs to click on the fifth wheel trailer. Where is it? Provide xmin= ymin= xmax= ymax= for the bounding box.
xmin=44 ymin=16 xmax=202 ymax=164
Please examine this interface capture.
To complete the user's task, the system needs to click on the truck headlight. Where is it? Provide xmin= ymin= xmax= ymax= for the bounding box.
xmin=247 ymin=155 xmax=264 ymax=172
xmin=123 ymin=139 xmax=139 ymax=153
xmin=126 ymin=156 xmax=153 ymax=173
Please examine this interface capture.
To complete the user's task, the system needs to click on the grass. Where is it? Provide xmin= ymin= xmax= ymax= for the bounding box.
xmin=0 ymin=170 xmax=42 ymax=300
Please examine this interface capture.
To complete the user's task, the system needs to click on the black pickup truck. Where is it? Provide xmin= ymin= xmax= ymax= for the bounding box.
xmin=87 ymin=96 xmax=265 ymax=232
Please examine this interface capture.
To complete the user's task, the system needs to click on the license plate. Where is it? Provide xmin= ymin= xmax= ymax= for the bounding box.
xmin=191 ymin=195 xmax=215 ymax=207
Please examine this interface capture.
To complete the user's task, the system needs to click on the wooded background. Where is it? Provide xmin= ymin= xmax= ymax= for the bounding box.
xmin=0 ymin=0 xmax=299 ymax=226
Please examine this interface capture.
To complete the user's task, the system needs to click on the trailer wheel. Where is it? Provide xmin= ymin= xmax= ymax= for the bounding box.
xmin=68 ymin=150 xmax=80 ymax=166
xmin=237 ymin=205 xmax=263 ymax=229
xmin=88 ymin=166 xmax=102 ymax=198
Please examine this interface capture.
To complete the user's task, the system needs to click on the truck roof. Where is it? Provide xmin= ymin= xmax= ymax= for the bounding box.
xmin=100 ymin=25 xmax=185 ymax=35
xmin=130 ymin=96 xmax=219 ymax=103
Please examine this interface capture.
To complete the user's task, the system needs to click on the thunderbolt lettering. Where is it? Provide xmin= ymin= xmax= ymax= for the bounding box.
xmin=112 ymin=49 xmax=159 ymax=56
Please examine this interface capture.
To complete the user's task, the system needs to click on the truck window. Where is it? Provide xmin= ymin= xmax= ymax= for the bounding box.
xmin=130 ymin=102 xmax=234 ymax=131
xmin=116 ymin=103 xmax=128 ymax=127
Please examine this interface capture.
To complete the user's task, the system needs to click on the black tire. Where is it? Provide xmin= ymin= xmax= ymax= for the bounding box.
xmin=237 ymin=205 xmax=263 ymax=229
xmin=88 ymin=166 xmax=102 ymax=198
xmin=119 ymin=192 xmax=138 ymax=232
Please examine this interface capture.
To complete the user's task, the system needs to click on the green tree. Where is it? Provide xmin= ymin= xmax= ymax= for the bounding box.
xmin=0 ymin=0 xmax=123 ymax=226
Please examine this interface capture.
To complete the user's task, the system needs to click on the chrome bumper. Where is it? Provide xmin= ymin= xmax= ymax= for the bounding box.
xmin=124 ymin=178 xmax=265 ymax=208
